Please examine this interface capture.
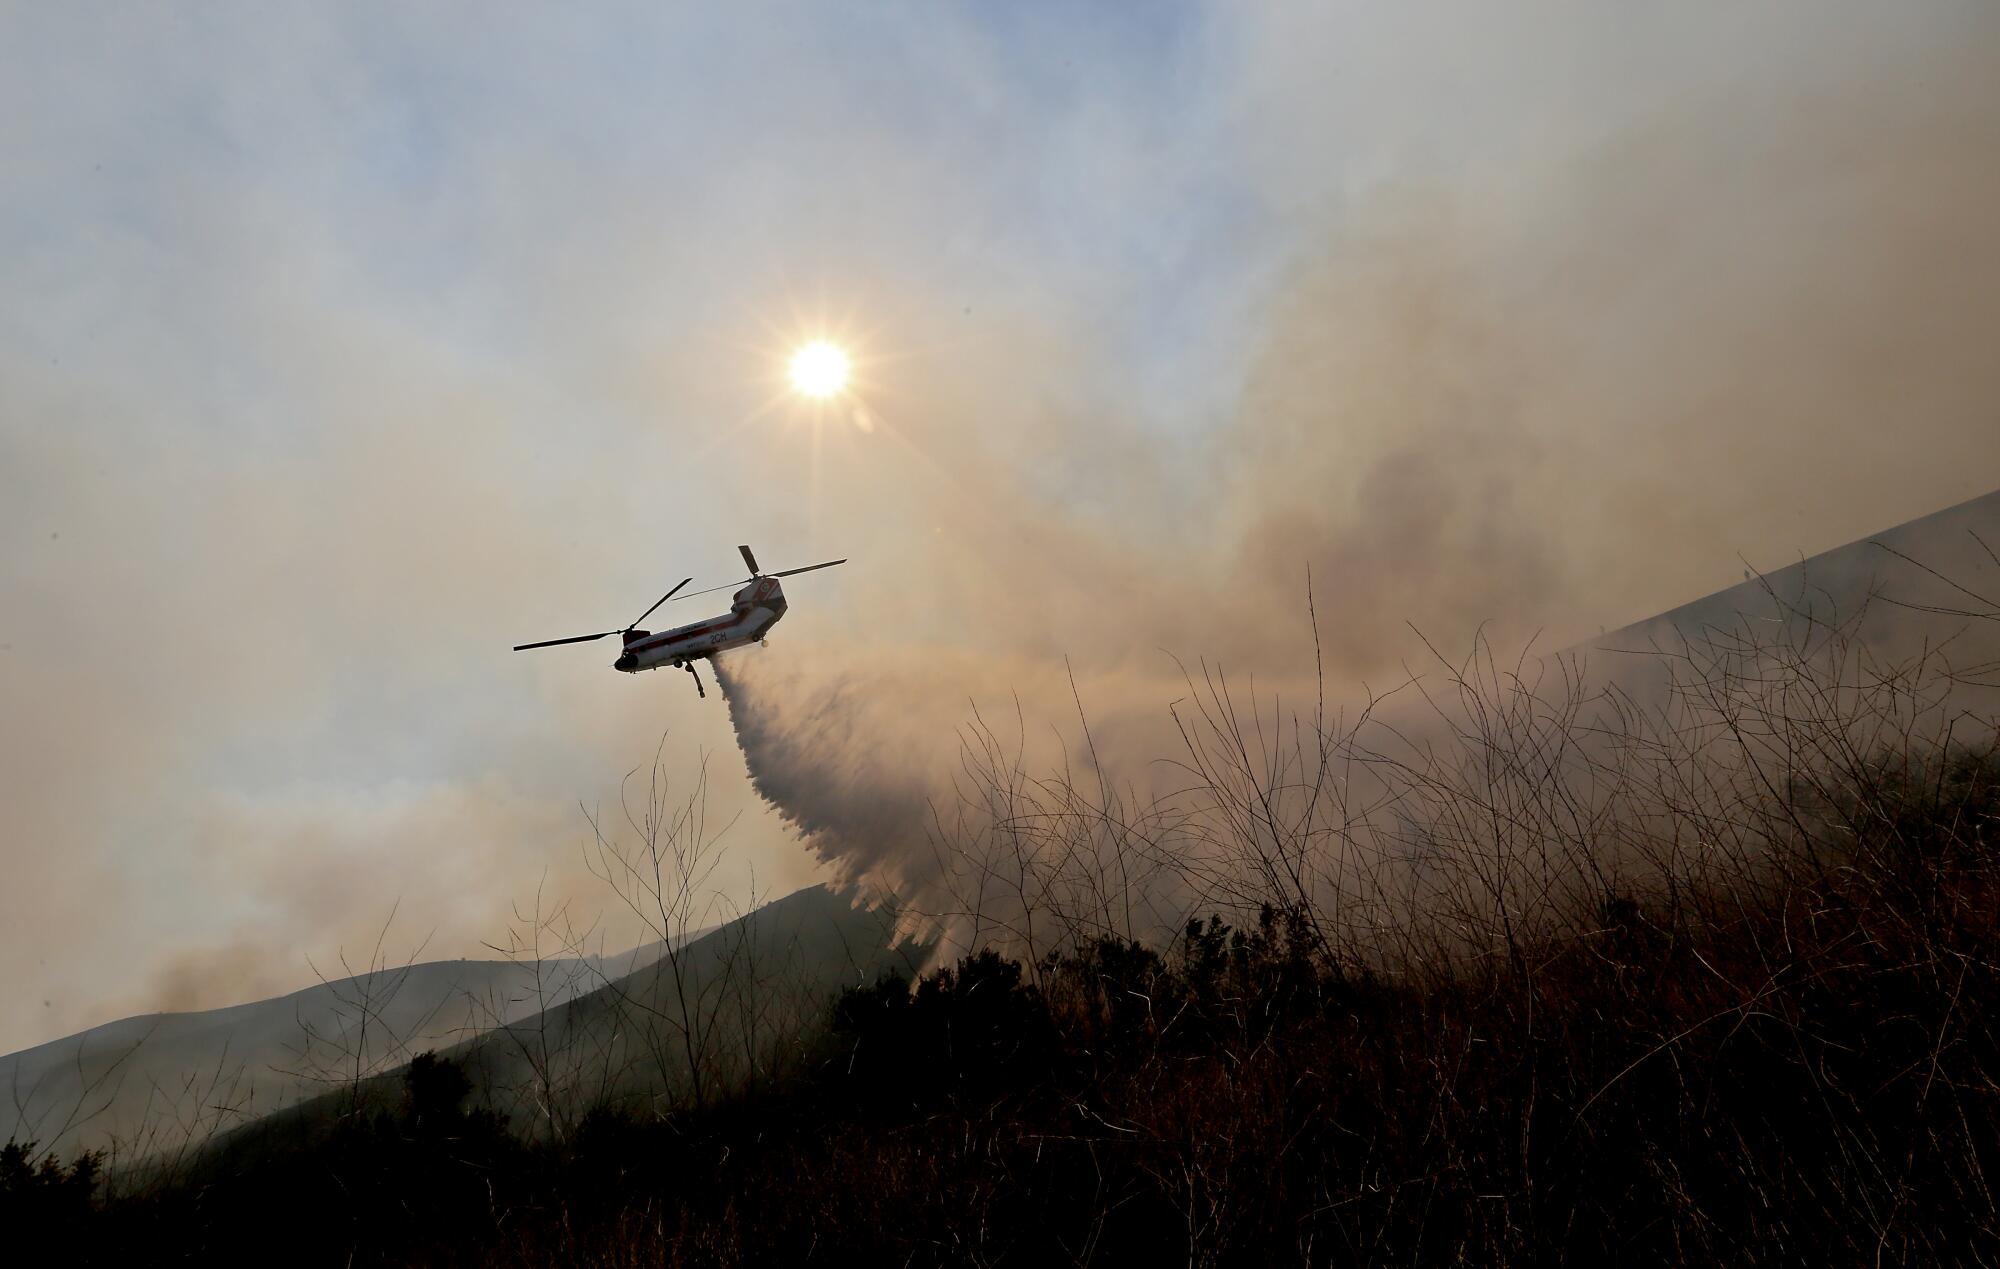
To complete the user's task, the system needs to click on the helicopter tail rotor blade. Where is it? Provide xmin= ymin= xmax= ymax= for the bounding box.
xmin=768 ymin=558 xmax=847 ymax=579
xmin=738 ymin=544 xmax=761 ymax=575
xmin=627 ymin=577 xmax=693 ymax=631
xmin=513 ymin=631 xmax=620 ymax=651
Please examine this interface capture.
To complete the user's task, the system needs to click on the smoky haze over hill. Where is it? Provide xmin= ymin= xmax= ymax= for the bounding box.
xmin=3 ymin=2 xmax=1999 ymax=1053
xmin=716 ymin=489 xmax=2000 ymax=961
xmin=717 ymin=7 xmax=2000 ymax=947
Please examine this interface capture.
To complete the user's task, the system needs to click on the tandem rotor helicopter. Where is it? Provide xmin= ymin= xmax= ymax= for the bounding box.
xmin=512 ymin=545 xmax=845 ymax=697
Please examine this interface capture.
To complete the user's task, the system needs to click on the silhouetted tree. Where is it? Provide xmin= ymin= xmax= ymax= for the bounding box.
xmin=403 ymin=1050 xmax=472 ymax=1130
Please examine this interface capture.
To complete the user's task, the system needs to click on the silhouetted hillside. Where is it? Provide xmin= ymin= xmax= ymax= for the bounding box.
xmin=0 ymin=950 xmax=654 ymax=1165
xmin=447 ymin=881 xmax=932 ymax=1129
xmin=182 ymin=883 xmax=929 ymax=1175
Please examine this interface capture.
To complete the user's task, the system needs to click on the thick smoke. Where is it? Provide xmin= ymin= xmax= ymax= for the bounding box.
xmin=714 ymin=4 xmax=2000 ymax=949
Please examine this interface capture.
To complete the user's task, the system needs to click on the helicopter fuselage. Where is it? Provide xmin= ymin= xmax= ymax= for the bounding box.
xmin=613 ymin=576 xmax=787 ymax=673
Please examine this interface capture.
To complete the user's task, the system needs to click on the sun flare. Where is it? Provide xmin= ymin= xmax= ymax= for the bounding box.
xmin=787 ymin=340 xmax=851 ymax=398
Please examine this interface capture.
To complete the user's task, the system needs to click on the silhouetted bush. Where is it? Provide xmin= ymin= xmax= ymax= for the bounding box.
xmin=1 ymin=1140 xmax=100 ymax=1257
xmin=832 ymin=949 xmax=1058 ymax=1108
xmin=402 ymin=1050 xmax=474 ymax=1130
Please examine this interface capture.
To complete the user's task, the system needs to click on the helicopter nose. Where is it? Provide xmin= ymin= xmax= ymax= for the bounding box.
xmin=613 ymin=653 xmax=638 ymax=672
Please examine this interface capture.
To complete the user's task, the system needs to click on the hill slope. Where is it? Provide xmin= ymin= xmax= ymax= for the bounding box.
xmin=452 ymin=882 xmax=930 ymax=1129
xmin=1 ymin=942 xmax=672 ymax=1163
xmin=201 ymin=884 xmax=929 ymax=1161
xmin=1595 ymin=486 xmax=2000 ymax=675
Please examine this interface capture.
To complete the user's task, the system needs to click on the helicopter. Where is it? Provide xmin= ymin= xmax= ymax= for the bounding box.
xmin=512 ymin=545 xmax=845 ymax=697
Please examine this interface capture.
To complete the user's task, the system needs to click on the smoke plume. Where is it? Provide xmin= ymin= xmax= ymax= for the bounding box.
xmin=711 ymin=3 xmax=2000 ymax=949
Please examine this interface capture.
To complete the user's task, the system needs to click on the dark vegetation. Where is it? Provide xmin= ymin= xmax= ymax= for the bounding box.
xmin=11 ymin=602 xmax=2000 ymax=1264
xmin=10 ymin=754 xmax=2000 ymax=1264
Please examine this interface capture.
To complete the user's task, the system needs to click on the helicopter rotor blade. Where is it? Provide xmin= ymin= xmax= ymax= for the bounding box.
xmin=676 ymin=552 xmax=848 ymax=600
xmin=738 ymin=544 xmax=760 ymax=575
xmin=767 ymin=558 xmax=846 ymax=579
xmin=673 ymin=576 xmax=756 ymax=602
xmin=513 ymin=631 xmax=620 ymax=651
xmin=674 ymin=557 xmax=850 ymax=602
xmin=627 ymin=577 xmax=692 ymax=631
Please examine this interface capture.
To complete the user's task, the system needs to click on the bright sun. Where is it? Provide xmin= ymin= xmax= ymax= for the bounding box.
xmin=787 ymin=340 xmax=851 ymax=398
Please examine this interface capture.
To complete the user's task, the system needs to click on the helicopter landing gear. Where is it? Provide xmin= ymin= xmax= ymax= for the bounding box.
xmin=684 ymin=662 xmax=706 ymax=699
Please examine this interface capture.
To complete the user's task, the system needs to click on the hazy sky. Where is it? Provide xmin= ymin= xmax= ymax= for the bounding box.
xmin=5 ymin=1 xmax=1998 ymax=1054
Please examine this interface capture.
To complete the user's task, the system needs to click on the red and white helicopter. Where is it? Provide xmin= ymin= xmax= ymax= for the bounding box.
xmin=512 ymin=545 xmax=845 ymax=697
